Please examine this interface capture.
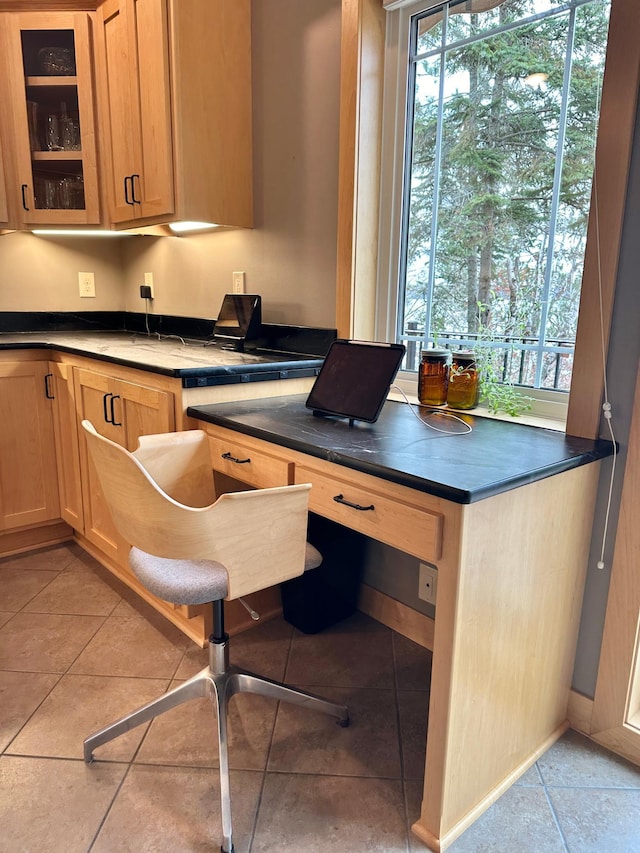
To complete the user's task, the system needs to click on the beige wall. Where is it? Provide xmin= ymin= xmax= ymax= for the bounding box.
xmin=0 ymin=0 xmax=342 ymax=329
xmin=0 ymin=231 xmax=125 ymax=311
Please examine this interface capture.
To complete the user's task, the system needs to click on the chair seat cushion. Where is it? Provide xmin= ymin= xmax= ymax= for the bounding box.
xmin=129 ymin=541 xmax=323 ymax=606
xmin=129 ymin=547 xmax=229 ymax=606
xmin=305 ymin=542 xmax=322 ymax=571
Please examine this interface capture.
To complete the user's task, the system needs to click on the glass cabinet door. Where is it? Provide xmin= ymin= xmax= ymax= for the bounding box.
xmin=3 ymin=12 xmax=100 ymax=226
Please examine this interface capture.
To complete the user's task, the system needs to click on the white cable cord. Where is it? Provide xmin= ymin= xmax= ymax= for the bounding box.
xmin=141 ymin=303 xmax=192 ymax=347
xmin=390 ymin=384 xmax=473 ymax=435
xmin=154 ymin=332 xmax=188 ymax=346
xmin=593 ymin=170 xmax=617 ymax=571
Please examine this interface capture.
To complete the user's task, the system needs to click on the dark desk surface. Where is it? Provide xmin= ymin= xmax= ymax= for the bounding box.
xmin=188 ymin=394 xmax=613 ymax=504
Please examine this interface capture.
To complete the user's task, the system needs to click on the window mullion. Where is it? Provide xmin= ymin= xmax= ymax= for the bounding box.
xmin=422 ymin=4 xmax=449 ymax=350
xmin=533 ymin=5 xmax=577 ymax=388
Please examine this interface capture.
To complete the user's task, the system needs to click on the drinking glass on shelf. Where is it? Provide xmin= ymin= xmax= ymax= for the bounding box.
xmin=69 ymin=174 xmax=85 ymax=209
xmin=61 ymin=117 xmax=81 ymax=151
xmin=26 ymin=101 xmax=39 ymax=151
xmin=43 ymin=177 xmax=60 ymax=209
xmin=46 ymin=115 xmax=63 ymax=151
xmin=59 ymin=177 xmax=71 ymax=209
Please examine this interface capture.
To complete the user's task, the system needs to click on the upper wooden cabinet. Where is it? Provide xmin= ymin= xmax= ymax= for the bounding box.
xmin=0 ymin=11 xmax=101 ymax=226
xmin=0 ymin=133 xmax=11 ymax=228
xmin=95 ymin=0 xmax=253 ymax=229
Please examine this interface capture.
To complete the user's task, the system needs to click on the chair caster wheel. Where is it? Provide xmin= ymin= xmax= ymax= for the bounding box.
xmin=221 ymin=846 xmax=235 ymax=853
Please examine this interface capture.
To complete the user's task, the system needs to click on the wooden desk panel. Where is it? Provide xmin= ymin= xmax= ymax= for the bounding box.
xmin=197 ymin=417 xmax=600 ymax=852
xmin=295 ymin=462 xmax=443 ymax=562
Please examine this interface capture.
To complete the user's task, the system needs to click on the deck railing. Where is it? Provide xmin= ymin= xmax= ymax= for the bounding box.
xmin=400 ymin=323 xmax=574 ymax=391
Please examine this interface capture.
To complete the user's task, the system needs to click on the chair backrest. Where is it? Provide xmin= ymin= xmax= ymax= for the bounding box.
xmin=81 ymin=420 xmax=312 ymax=600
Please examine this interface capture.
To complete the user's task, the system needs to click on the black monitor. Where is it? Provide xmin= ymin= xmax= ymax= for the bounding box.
xmin=213 ymin=294 xmax=262 ymax=350
xmin=305 ymin=339 xmax=406 ymax=424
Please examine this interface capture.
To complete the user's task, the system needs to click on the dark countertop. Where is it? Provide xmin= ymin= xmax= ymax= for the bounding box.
xmin=0 ymin=332 xmax=322 ymax=387
xmin=188 ymin=394 xmax=613 ymax=504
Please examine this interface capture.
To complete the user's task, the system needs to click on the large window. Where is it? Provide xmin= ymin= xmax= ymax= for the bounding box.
xmin=379 ymin=0 xmax=611 ymax=401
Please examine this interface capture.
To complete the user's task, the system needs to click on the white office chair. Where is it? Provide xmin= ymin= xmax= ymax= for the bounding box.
xmin=81 ymin=420 xmax=349 ymax=853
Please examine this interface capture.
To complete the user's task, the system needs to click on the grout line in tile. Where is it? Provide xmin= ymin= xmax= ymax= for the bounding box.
xmin=544 ymin=782 xmax=640 ymax=791
xmin=392 ymin=633 xmax=414 ymax=852
xmin=1 ymin=670 xmax=64 ymax=756
xmin=4 ymin=545 xmax=639 ymax=853
xmin=541 ymin=783 xmax=571 ymax=853
xmin=86 ymin=761 xmax=135 ymax=852
xmin=249 ymin=621 xmax=297 ymax=852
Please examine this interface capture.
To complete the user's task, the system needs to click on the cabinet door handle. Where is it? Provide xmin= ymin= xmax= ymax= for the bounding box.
xmin=333 ymin=494 xmax=375 ymax=512
xmin=21 ymin=184 xmax=30 ymax=211
xmin=110 ymin=394 xmax=122 ymax=426
xmin=103 ymin=392 xmax=113 ymax=423
xmin=44 ymin=373 xmax=55 ymax=399
xmin=221 ymin=451 xmax=251 ymax=464
xmin=124 ymin=176 xmax=134 ymax=206
xmin=130 ymin=173 xmax=141 ymax=204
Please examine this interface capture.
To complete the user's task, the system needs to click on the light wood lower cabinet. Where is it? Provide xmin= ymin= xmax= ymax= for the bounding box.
xmin=49 ymin=360 xmax=83 ymax=532
xmin=0 ymin=357 xmax=60 ymax=532
xmin=207 ymin=431 xmax=293 ymax=489
xmin=75 ymin=365 xmax=175 ymax=566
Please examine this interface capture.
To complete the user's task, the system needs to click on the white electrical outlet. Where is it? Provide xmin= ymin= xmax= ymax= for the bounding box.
xmin=144 ymin=272 xmax=155 ymax=298
xmin=418 ymin=563 xmax=438 ymax=605
xmin=232 ymin=271 xmax=245 ymax=293
xmin=78 ymin=272 xmax=95 ymax=298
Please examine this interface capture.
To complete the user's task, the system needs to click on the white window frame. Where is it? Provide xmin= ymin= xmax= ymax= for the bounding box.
xmin=375 ymin=0 xmax=610 ymax=424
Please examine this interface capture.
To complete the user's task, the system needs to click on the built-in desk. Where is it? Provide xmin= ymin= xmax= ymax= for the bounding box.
xmin=188 ymin=395 xmax=612 ymax=852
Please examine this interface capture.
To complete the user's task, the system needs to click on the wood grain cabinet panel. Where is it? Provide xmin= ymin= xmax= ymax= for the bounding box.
xmin=49 ymin=361 xmax=84 ymax=532
xmin=0 ymin=359 xmax=60 ymax=530
xmin=97 ymin=0 xmax=173 ymax=223
xmin=0 ymin=10 xmax=101 ymax=226
xmin=295 ymin=462 xmax=443 ymax=562
xmin=95 ymin=0 xmax=252 ymax=229
xmin=208 ymin=433 xmax=293 ymax=489
xmin=0 ymin=133 xmax=10 ymax=227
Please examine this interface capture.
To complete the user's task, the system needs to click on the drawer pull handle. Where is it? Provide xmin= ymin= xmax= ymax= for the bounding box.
xmin=333 ymin=494 xmax=375 ymax=512
xmin=103 ymin=392 xmax=113 ymax=423
xmin=110 ymin=394 xmax=122 ymax=427
xmin=222 ymin=451 xmax=251 ymax=464
xmin=44 ymin=373 xmax=55 ymax=399
xmin=124 ymin=176 xmax=134 ymax=206
xmin=131 ymin=173 xmax=141 ymax=204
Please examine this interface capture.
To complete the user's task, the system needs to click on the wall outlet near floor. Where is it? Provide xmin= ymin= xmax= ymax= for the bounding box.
xmin=418 ymin=563 xmax=438 ymax=605
xmin=78 ymin=272 xmax=95 ymax=298
xmin=232 ymin=271 xmax=245 ymax=293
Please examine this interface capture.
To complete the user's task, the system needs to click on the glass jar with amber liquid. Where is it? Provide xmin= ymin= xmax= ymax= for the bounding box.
xmin=447 ymin=351 xmax=479 ymax=410
xmin=418 ymin=348 xmax=450 ymax=407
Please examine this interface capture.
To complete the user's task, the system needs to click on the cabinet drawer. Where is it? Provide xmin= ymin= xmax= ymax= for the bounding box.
xmin=296 ymin=464 xmax=443 ymax=562
xmin=208 ymin=434 xmax=292 ymax=488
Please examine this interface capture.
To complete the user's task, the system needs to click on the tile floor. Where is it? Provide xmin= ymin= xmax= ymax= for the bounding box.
xmin=1 ymin=542 xmax=639 ymax=852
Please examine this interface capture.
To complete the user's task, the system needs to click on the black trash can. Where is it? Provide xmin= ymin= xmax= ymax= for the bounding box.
xmin=281 ymin=512 xmax=368 ymax=633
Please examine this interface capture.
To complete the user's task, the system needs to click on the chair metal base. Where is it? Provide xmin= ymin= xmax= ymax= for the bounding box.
xmin=84 ymin=636 xmax=349 ymax=853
